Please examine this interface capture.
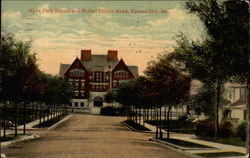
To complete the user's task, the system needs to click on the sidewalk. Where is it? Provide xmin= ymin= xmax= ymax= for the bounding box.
xmin=0 ymin=113 xmax=58 ymax=137
xmin=141 ymin=121 xmax=247 ymax=157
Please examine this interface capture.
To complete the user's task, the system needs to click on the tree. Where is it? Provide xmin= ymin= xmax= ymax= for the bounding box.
xmin=115 ymin=79 xmax=139 ymax=121
xmin=167 ymin=0 xmax=249 ymax=138
xmin=188 ymin=84 xmax=216 ymax=116
xmin=145 ymin=58 xmax=191 ymax=139
xmin=0 ymin=32 xmax=38 ymax=137
xmin=105 ymin=90 xmax=115 ymax=106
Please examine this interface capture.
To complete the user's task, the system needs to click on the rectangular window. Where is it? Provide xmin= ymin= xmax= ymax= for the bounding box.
xmin=74 ymin=102 xmax=78 ymax=107
xmin=75 ymin=82 xmax=79 ymax=88
xmin=74 ymin=91 xmax=79 ymax=96
xmin=80 ymin=102 xmax=84 ymax=107
xmin=81 ymin=82 xmax=84 ymax=87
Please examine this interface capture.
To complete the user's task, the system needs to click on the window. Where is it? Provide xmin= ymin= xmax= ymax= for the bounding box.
xmin=75 ymin=82 xmax=79 ymax=88
xmin=80 ymin=102 xmax=84 ymax=107
xmin=81 ymin=81 xmax=84 ymax=87
xmin=74 ymin=91 xmax=79 ymax=96
xmin=114 ymin=70 xmax=128 ymax=78
xmin=70 ymin=69 xmax=85 ymax=77
xmin=80 ymin=90 xmax=84 ymax=96
xmin=74 ymin=102 xmax=78 ymax=107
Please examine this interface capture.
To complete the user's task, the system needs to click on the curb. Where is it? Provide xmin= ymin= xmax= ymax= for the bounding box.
xmin=149 ymin=138 xmax=202 ymax=158
xmin=149 ymin=138 xmax=214 ymax=151
xmin=48 ymin=115 xmax=72 ymax=130
xmin=121 ymin=121 xmax=152 ymax=133
xmin=1 ymin=134 xmax=41 ymax=148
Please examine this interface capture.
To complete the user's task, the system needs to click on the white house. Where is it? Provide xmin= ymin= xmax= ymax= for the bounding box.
xmin=224 ymin=83 xmax=247 ymax=123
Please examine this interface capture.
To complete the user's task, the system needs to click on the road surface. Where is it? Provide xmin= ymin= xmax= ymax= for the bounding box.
xmin=2 ymin=114 xmax=193 ymax=158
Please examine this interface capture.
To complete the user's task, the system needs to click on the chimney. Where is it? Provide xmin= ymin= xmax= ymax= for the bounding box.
xmin=81 ymin=50 xmax=91 ymax=60
xmin=107 ymin=50 xmax=118 ymax=61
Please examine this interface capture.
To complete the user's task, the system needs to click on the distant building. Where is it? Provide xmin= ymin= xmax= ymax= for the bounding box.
xmin=224 ymin=83 xmax=248 ymax=123
xmin=59 ymin=50 xmax=138 ymax=108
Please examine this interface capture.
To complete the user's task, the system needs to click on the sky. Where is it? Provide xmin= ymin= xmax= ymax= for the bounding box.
xmin=2 ymin=1 xmax=204 ymax=75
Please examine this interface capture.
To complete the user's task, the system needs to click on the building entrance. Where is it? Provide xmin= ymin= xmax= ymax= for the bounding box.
xmin=94 ymin=96 xmax=103 ymax=107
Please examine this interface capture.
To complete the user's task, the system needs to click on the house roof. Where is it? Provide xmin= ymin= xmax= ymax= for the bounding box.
xmin=128 ymin=66 xmax=139 ymax=77
xmin=59 ymin=55 xmax=139 ymax=77
xmin=229 ymin=99 xmax=247 ymax=107
xmin=59 ymin=63 xmax=70 ymax=76
xmin=80 ymin=55 xmax=118 ymax=71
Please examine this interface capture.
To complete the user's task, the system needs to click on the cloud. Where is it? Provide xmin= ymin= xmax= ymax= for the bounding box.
xmin=2 ymin=11 xmax=21 ymax=19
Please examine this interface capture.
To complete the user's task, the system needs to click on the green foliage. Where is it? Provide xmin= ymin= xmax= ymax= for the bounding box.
xmin=114 ymin=79 xmax=141 ymax=107
xmin=178 ymin=115 xmax=188 ymax=122
xmin=145 ymin=58 xmax=191 ymax=106
xmin=0 ymin=32 xmax=73 ymax=105
xmin=188 ymin=83 xmax=216 ymax=117
xmin=105 ymin=90 xmax=115 ymax=103
xmin=185 ymin=0 xmax=249 ymax=81
xmin=0 ymin=32 xmax=38 ymax=101
xmin=236 ymin=121 xmax=246 ymax=141
xmin=42 ymin=74 xmax=73 ymax=105
xmin=218 ymin=121 xmax=234 ymax=138
xmin=195 ymin=119 xmax=215 ymax=137
xmin=195 ymin=119 xmax=234 ymax=138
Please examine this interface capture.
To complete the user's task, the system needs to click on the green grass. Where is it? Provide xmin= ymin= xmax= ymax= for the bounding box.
xmin=197 ymin=136 xmax=245 ymax=147
xmin=33 ymin=114 xmax=67 ymax=128
xmin=196 ymin=152 xmax=245 ymax=158
xmin=160 ymin=138 xmax=214 ymax=148
xmin=124 ymin=120 xmax=150 ymax=131
xmin=146 ymin=120 xmax=195 ymax=134
xmin=0 ymin=133 xmax=32 ymax=142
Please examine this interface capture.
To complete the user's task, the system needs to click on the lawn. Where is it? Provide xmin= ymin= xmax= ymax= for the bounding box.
xmin=146 ymin=120 xmax=195 ymax=134
xmin=124 ymin=120 xmax=150 ymax=131
xmin=196 ymin=152 xmax=245 ymax=158
xmin=160 ymin=138 xmax=214 ymax=148
xmin=197 ymin=136 xmax=245 ymax=147
xmin=0 ymin=133 xmax=32 ymax=142
xmin=33 ymin=114 xmax=67 ymax=128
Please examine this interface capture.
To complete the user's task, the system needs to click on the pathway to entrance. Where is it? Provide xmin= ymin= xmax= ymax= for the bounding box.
xmin=2 ymin=114 xmax=193 ymax=158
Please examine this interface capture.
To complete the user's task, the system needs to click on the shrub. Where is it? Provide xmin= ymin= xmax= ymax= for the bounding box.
xmin=178 ymin=115 xmax=188 ymax=122
xmin=100 ymin=107 xmax=117 ymax=116
xmin=236 ymin=121 xmax=246 ymax=141
xmin=195 ymin=119 xmax=234 ymax=138
xmin=100 ymin=106 xmax=126 ymax=116
xmin=195 ymin=119 xmax=215 ymax=137
xmin=218 ymin=121 xmax=234 ymax=138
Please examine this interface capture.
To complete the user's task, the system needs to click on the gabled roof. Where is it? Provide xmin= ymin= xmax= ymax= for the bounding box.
xmin=62 ymin=58 xmax=87 ymax=77
xmin=112 ymin=58 xmax=135 ymax=77
xmin=229 ymin=99 xmax=247 ymax=107
xmin=59 ymin=55 xmax=139 ymax=77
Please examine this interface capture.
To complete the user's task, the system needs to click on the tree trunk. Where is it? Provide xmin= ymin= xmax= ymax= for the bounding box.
xmin=151 ymin=107 xmax=153 ymax=121
xmin=39 ymin=104 xmax=41 ymax=125
xmin=23 ymin=102 xmax=26 ymax=135
xmin=215 ymin=78 xmax=222 ymax=138
xmin=159 ymin=106 xmax=162 ymax=139
xmin=155 ymin=106 xmax=158 ymax=139
xmin=167 ymin=106 xmax=172 ymax=139
xmin=247 ymin=78 xmax=250 ymax=155
xmin=3 ymin=101 xmax=7 ymax=139
xmin=14 ymin=102 xmax=18 ymax=137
